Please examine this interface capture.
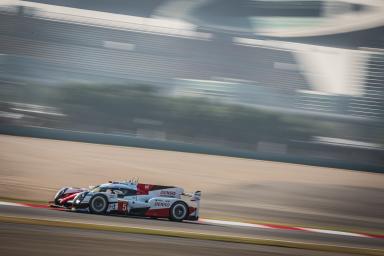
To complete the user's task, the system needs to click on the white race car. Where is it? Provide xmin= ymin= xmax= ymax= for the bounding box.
xmin=51 ymin=179 xmax=201 ymax=221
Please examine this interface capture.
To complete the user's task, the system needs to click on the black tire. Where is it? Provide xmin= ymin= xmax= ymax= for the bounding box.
xmin=89 ymin=194 xmax=108 ymax=214
xmin=169 ymin=201 xmax=188 ymax=222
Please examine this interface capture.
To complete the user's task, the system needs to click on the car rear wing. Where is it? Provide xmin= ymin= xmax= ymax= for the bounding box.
xmin=183 ymin=191 xmax=201 ymax=201
xmin=183 ymin=191 xmax=201 ymax=219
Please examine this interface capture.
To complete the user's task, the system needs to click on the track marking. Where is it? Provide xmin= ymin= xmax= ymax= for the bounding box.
xmin=1 ymin=215 xmax=382 ymax=256
xmin=198 ymin=219 xmax=381 ymax=239
xmin=0 ymin=201 xmax=382 ymax=239
xmin=302 ymin=228 xmax=369 ymax=238
xmin=0 ymin=201 xmax=26 ymax=207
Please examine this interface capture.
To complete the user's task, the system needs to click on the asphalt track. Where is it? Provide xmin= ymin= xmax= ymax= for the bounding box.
xmin=0 ymin=222 xmax=358 ymax=256
xmin=0 ymin=204 xmax=383 ymax=255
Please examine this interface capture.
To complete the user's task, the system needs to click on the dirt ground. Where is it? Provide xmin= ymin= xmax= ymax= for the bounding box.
xmin=0 ymin=135 xmax=383 ymax=232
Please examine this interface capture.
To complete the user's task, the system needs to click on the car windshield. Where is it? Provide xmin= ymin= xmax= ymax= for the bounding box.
xmin=91 ymin=185 xmax=102 ymax=192
xmin=90 ymin=184 xmax=137 ymax=196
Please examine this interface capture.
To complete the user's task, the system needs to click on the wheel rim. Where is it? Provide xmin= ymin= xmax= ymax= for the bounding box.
xmin=173 ymin=204 xmax=186 ymax=219
xmin=92 ymin=197 xmax=106 ymax=212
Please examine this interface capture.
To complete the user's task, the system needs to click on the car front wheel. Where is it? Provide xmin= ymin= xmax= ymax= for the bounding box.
xmin=89 ymin=194 xmax=108 ymax=214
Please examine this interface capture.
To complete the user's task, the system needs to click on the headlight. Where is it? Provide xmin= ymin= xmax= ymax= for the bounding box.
xmin=54 ymin=187 xmax=67 ymax=200
xmin=74 ymin=192 xmax=88 ymax=204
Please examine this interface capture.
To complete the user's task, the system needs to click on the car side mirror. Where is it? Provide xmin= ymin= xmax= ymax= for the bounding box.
xmin=114 ymin=190 xmax=124 ymax=198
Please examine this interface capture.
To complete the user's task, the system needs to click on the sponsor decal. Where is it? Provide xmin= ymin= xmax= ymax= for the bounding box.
xmin=154 ymin=201 xmax=170 ymax=208
xmin=117 ymin=201 xmax=128 ymax=212
xmin=160 ymin=190 xmax=176 ymax=197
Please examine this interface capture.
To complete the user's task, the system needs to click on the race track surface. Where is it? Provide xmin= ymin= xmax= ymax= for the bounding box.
xmin=0 ymin=135 xmax=383 ymax=234
xmin=0 ymin=204 xmax=383 ymax=252
xmin=0 ymin=135 xmax=383 ymax=255
xmin=1 ymin=222 xmax=358 ymax=256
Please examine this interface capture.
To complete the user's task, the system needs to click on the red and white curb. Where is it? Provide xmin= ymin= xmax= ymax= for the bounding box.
xmin=1 ymin=201 xmax=382 ymax=239
xmin=199 ymin=219 xmax=384 ymax=239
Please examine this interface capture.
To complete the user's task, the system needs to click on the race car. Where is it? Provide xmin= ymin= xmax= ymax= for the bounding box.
xmin=50 ymin=179 xmax=201 ymax=221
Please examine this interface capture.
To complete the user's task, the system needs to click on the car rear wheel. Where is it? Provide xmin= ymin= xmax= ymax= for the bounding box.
xmin=169 ymin=201 xmax=188 ymax=222
xmin=89 ymin=194 xmax=108 ymax=214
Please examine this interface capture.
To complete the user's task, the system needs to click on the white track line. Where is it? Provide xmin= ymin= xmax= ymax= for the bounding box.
xmin=199 ymin=218 xmax=270 ymax=229
xmin=198 ymin=219 xmax=378 ymax=239
xmin=0 ymin=201 xmax=381 ymax=239
xmin=302 ymin=228 xmax=369 ymax=238
xmin=0 ymin=201 xmax=27 ymax=207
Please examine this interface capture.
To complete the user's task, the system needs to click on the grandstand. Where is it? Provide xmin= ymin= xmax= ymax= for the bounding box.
xmin=0 ymin=0 xmax=383 ymax=170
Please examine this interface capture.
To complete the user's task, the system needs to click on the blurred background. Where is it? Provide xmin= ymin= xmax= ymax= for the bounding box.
xmin=0 ymin=0 xmax=383 ymax=171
